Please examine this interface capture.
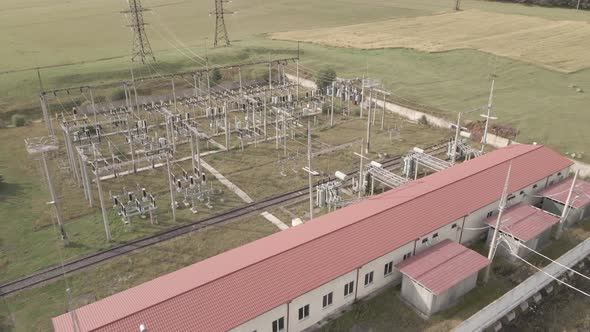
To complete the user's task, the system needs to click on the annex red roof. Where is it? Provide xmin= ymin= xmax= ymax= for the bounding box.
xmin=395 ymin=239 xmax=489 ymax=295
xmin=484 ymin=204 xmax=559 ymax=242
xmin=52 ymin=144 xmax=572 ymax=332
xmin=540 ymin=177 xmax=590 ymax=209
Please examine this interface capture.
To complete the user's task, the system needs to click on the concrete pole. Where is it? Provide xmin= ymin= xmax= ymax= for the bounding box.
xmin=307 ymin=119 xmax=314 ymax=220
xmin=80 ymin=154 xmax=93 ymax=207
xmin=224 ymin=103 xmax=230 ymax=151
xmin=275 ymin=112 xmax=279 ymax=150
xmin=360 ymin=75 xmax=365 ymax=118
xmin=172 ymin=78 xmax=177 ymax=112
xmin=40 ymin=94 xmax=54 ymax=135
xmin=381 ymin=91 xmax=386 ymax=131
xmin=190 ymin=133 xmax=196 ymax=172
xmin=365 ymin=89 xmax=372 ymax=154
xmin=455 ymin=0 xmax=461 ymax=11
xmin=89 ymin=88 xmax=98 ymax=124
xmin=358 ymin=139 xmax=364 ymax=199
xmin=196 ymin=134 xmax=201 ymax=176
xmin=126 ymin=116 xmax=136 ymax=173
xmin=166 ymin=152 xmax=176 ymax=222
xmin=451 ymin=112 xmax=462 ymax=165
xmin=330 ymin=82 xmax=335 ymax=127
xmin=193 ymin=74 xmax=199 ymax=98
xmin=64 ymin=127 xmax=81 ymax=185
xmin=130 ymin=67 xmax=139 ymax=115
xmin=238 ymin=67 xmax=243 ymax=94
xmin=41 ymin=152 xmax=69 ymax=244
xmin=264 ymin=90 xmax=268 ymax=140
xmin=556 ymin=170 xmax=579 ymax=239
xmin=94 ymin=161 xmax=112 ymax=242
xmin=296 ymin=60 xmax=300 ymax=102
xmin=124 ymin=84 xmax=130 ymax=110
xmin=481 ymin=79 xmax=495 ymax=152
xmin=577 ymin=0 xmax=581 ymax=10
xmin=269 ymin=54 xmax=272 ymax=90
xmin=484 ymin=163 xmax=512 ymax=283
xmin=283 ymin=114 xmax=287 ymax=156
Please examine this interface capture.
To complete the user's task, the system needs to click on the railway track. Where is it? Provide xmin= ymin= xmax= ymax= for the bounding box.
xmin=0 ymin=142 xmax=447 ymax=297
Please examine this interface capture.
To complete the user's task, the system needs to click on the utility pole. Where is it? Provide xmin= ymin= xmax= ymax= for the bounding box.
xmin=480 ymin=79 xmax=497 ymax=153
xmin=94 ymin=161 xmax=112 ymax=242
xmin=121 ymin=0 xmax=156 ymax=63
xmin=365 ymin=88 xmax=372 ymax=154
xmin=354 ymin=139 xmax=368 ymax=199
xmin=577 ymin=0 xmax=581 ymax=10
xmin=212 ymin=0 xmax=233 ymax=47
xmin=484 ymin=163 xmax=512 ymax=283
xmin=330 ymin=81 xmax=335 ymax=127
xmin=42 ymin=152 xmax=69 ymax=244
xmin=455 ymin=0 xmax=461 ymax=11
xmin=25 ymin=137 xmax=69 ymax=244
xmin=307 ymin=120 xmax=313 ymax=220
xmin=556 ymin=170 xmax=579 ymax=239
xmin=166 ymin=151 xmax=176 ymax=222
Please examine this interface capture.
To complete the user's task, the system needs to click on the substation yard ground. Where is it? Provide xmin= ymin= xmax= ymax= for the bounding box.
xmin=0 ymin=107 xmax=449 ymax=330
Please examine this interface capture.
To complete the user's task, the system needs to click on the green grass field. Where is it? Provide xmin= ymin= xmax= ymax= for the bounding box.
xmin=1 ymin=0 xmax=590 ymax=330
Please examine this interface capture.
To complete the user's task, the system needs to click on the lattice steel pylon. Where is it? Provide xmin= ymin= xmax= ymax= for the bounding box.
xmin=212 ymin=0 xmax=233 ymax=47
xmin=122 ymin=0 xmax=156 ymax=63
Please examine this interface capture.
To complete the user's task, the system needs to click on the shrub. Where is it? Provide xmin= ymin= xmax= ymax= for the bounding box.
xmin=418 ymin=115 xmax=429 ymax=126
xmin=111 ymin=88 xmax=127 ymax=101
xmin=210 ymin=68 xmax=223 ymax=84
xmin=11 ymin=114 xmax=26 ymax=127
xmin=315 ymin=67 xmax=337 ymax=91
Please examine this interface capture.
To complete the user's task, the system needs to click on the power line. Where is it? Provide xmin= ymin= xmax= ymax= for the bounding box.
xmin=122 ymin=0 xmax=156 ymax=64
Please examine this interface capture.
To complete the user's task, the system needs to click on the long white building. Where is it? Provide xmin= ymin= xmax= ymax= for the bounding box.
xmin=52 ymin=144 xmax=572 ymax=332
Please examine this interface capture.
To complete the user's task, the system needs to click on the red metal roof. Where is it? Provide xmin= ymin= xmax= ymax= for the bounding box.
xmin=395 ymin=239 xmax=489 ymax=295
xmin=484 ymin=204 xmax=559 ymax=242
xmin=52 ymin=144 xmax=572 ymax=332
xmin=540 ymin=178 xmax=590 ymax=209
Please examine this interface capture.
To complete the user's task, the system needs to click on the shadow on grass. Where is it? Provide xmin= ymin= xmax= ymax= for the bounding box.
xmin=0 ymin=181 xmax=27 ymax=202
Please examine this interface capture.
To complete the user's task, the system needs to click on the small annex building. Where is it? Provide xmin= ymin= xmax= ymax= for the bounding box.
xmin=484 ymin=204 xmax=559 ymax=261
xmin=396 ymin=240 xmax=489 ymax=317
xmin=540 ymin=178 xmax=590 ymax=226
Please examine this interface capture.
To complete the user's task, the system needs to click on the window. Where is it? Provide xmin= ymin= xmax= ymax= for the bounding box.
xmin=432 ymin=233 xmax=439 ymax=239
xmin=486 ymin=211 xmax=493 ymax=218
xmin=558 ymin=172 xmax=562 ymax=176
xmin=520 ymin=190 xmax=525 ymax=195
xmin=344 ymin=281 xmax=354 ymax=297
xmin=364 ymin=271 xmax=374 ymax=286
xmin=422 ymin=238 xmax=428 ymax=244
xmin=272 ymin=317 xmax=284 ymax=332
xmin=298 ymin=304 xmax=310 ymax=320
xmin=322 ymin=292 xmax=333 ymax=308
xmin=403 ymin=252 xmax=412 ymax=261
xmin=507 ymin=194 xmax=515 ymax=201
xmin=384 ymin=261 xmax=393 ymax=276
xmin=533 ymin=184 xmax=538 ymax=189
xmin=451 ymin=223 xmax=457 ymax=229
xmin=548 ymin=181 xmax=554 ymax=186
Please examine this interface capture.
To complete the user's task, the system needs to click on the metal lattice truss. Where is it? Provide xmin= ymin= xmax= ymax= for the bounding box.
xmin=406 ymin=149 xmax=452 ymax=173
xmin=367 ymin=164 xmax=410 ymax=189
xmin=457 ymin=140 xmax=482 ymax=160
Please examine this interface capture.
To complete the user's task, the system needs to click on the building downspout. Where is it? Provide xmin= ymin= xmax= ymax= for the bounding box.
xmin=459 ymin=216 xmax=467 ymax=244
xmin=286 ymin=301 xmax=290 ymax=332
xmin=412 ymin=239 xmax=418 ymax=255
xmin=354 ymin=268 xmax=360 ymax=301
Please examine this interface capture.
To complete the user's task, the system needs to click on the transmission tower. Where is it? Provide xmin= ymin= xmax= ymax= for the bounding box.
xmin=122 ymin=0 xmax=156 ymax=63
xmin=212 ymin=0 xmax=233 ymax=47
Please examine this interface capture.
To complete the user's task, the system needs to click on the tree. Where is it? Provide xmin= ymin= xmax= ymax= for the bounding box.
xmin=210 ymin=68 xmax=223 ymax=84
xmin=315 ymin=67 xmax=337 ymax=91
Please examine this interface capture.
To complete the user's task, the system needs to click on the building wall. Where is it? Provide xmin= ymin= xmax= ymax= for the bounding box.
xmin=431 ymin=272 xmax=479 ymax=314
xmin=230 ymin=303 xmax=288 ymax=332
xmin=287 ymin=270 xmax=357 ymax=332
xmin=542 ymin=199 xmax=584 ymax=227
xmin=356 ymin=241 xmax=415 ymax=299
xmin=231 ymin=167 xmax=571 ymax=331
xmin=400 ymin=274 xmax=434 ymax=316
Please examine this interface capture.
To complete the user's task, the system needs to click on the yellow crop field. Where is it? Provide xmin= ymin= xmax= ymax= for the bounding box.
xmin=272 ymin=9 xmax=590 ymax=73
